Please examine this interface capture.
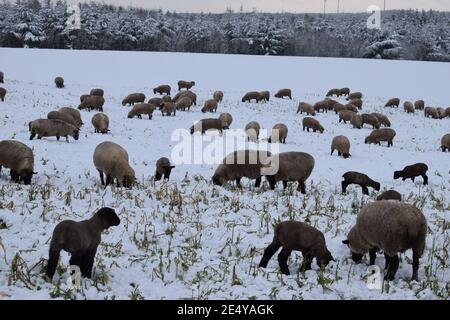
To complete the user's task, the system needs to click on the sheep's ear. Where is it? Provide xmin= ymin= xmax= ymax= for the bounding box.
xmin=342 ymin=239 xmax=350 ymax=245
xmin=33 ymin=172 xmax=38 ymax=174
xmin=170 ymin=166 xmax=175 ymax=169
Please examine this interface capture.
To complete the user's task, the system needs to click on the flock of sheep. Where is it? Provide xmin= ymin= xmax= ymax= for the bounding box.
xmin=0 ymin=71 xmax=449 ymax=286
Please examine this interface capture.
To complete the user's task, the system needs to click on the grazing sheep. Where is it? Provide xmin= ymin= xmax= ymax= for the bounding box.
xmin=351 ymin=114 xmax=363 ymax=129
xmin=303 ymin=117 xmax=324 ymax=133
xmin=385 ymin=98 xmax=400 ymax=108
xmin=437 ymin=107 xmax=446 ymax=119
xmin=153 ymin=85 xmax=171 ymax=96
xmin=128 ymin=103 xmax=156 ymax=120
xmin=341 ymin=171 xmax=380 ymax=195
xmin=46 ymin=207 xmax=120 ymax=280
xmin=245 ymin=121 xmax=261 ymax=142
xmin=122 ymin=93 xmax=146 ymax=106
xmin=155 ymin=157 xmax=175 ymax=181
xmin=345 ymin=104 xmax=358 ymax=113
xmin=268 ymin=123 xmax=288 ymax=144
xmin=339 ymin=110 xmax=356 ymax=124
xmin=173 ymin=91 xmax=197 ymax=106
xmin=346 ymin=92 xmax=362 ymax=100
xmin=0 ymin=87 xmax=6 ymax=102
xmin=59 ymin=107 xmax=83 ymax=127
xmin=339 ymin=87 xmax=350 ymax=96
xmin=0 ymin=72 xmax=3 ymax=83
xmin=175 ymin=96 xmax=193 ymax=111
xmin=218 ymin=113 xmax=233 ymax=129
xmin=259 ymin=91 xmax=270 ymax=102
xmin=297 ymin=102 xmax=316 ymax=116
xmin=371 ymin=112 xmax=391 ymax=127
xmin=325 ymin=98 xmax=339 ymax=111
xmin=333 ymin=103 xmax=346 ymax=114
xmin=161 ymin=102 xmax=176 ymax=116
xmin=342 ymin=201 xmax=427 ymax=281
xmin=242 ymin=91 xmax=261 ymax=103
xmin=93 ymin=141 xmax=135 ymax=188
xmin=441 ymin=133 xmax=450 ymax=152
xmin=414 ymin=100 xmax=425 ymax=110
xmin=424 ymin=107 xmax=439 ymax=119
xmin=54 ymin=77 xmax=64 ymax=88
xmin=350 ymin=99 xmax=363 ymax=110
xmin=29 ymin=119 xmax=79 ymax=142
xmin=364 ymin=128 xmax=396 ymax=147
xmin=331 ymin=135 xmax=351 ymax=158
xmin=274 ymin=88 xmax=292 ymax=99
xmin=326 ymin=88 xmax=341 ymax=97
xmin=162 ymin=95 xmax=172 ymax=103
xmin=148 ymin=97 xmax=164 ymax=109
xmin=80 ymin=94 xmax=89 ymax=103
xmin=90 ymin=88 xmax=104 ymax=97
xmin=91 ymin=113 xmax=110 ymax=134
xmin=213 ymin=90 xmax=224 ymax=103
xmin=313 ymin=100 xmax=329 ymax=113
xmin=47 ymin=111 xmax=79 ymax=128
xmin=201 ymin=99 xmax=218 ymax=113
xmin=190 ymin=118 xmax=224 ymax=135
xmin=376 ymin=190 xmax=402 ymax=201
xmin=0 ymin=140 xmax=35 ymax=185
xmin=212 ymin=150 xmax=272 ymax=187
xmin=361 ymin=113 xmax=381 ymax=129
xmin=78 ymin=95 xmax=105 ymax=112
xmin=445 ymin=107 xmax=450 ymax=117
xmin=259 ymin=221 xmax=334 ymax=275
xmin=264 ymin=152 xmax=315 ymax=193
xmin=178 ymin=80 xmax=195 ymax=91
xmin=394 ymin=163 xmax=428 ymax=185
xmin=404 ymin=101 xmax=415 ymax=113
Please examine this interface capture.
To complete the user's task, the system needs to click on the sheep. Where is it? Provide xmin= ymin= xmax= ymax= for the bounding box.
xmin=274 ymin=88 xmax=292 ymax=99
xmin=155 ymin=157 xmax=175 ymax=181
xmin=263 ymin=152 xmax=315 ymax=194
xmin=0 ymin=87 xmax=6 ymax=102
xmin=178 ymin=80 xmax=195 ymax=91
xmin=93 ymin=141 xmax=135 ymax=188
xmin=0 ymin=140 xmax=35 ymax=185
xmin=190 ymin=118 xmax=224 ymax=135
xmin=437 ymin=107 xmax=446 ymax=119
xmin=90 ymin=88 xmax=104 ymax=97
xmin=313 ymin=100 xmax=329 ymax=113
xmin=339 ymin=87 xmax=350 ymax=96
xmin=424 ymin=106 xmax=439 ymax=119
xmin=245 ymin=121 xmax=261 ymax=142
xmin=361 ymin=113 xmax=381 ymax=129
xmin=46 ymin=207 xmax=120 ymax=280
xmin=445 ymin=107 xmax=450 ymax=118
xmin=242 ymin=91 xmax=261 ymax=103
xmin=404 ymin=101 xmax=415 ymax=113
xmin=364 ymin=128 xmax=396 ymax=147
xmin=175 ymin=96 xmax=193 ymax=111
xmin=441 ymin=133 xmax=450 ymax=152
xmin=371 ymin=112 xmax=391 ymax=127
xmin=201 ymin=99 xmax=218 ymax=113
xmin=333 ymin=103 xmax=346 ymax=114
xmin=342 ymin=201 xmax=427 ymax=281
xmin=325 ymin=98 xmax=339 ymax=111
xmin=346 ymin=92 xmax=362 ymax=100
xmin=414 ymin=100 xmax=425 ymax=110
xmin=349 ymin=98 xmax=363 ymax=110
xmin=59 ymin=107 xmax=83 ymax=127
xmin=394 ymin=163 xmax=428 ymax=185
xmin=122 ymin=93 xmax=146 ymax=106
xmin=351 ymin=114 xmax=363 ymax=129
xmin=218 ymin=113 xmax=233 ymax=129
xmin=78 ymin=95 xmax=105 ymax=112
xmin=345 ymin=104 xmax=358 ymax=113
xmin=302 ymin=117 xmax=324 ymax=133
xmin=91 ymin=113 xmax=110 ymax=134
xmin=213 ymin=90 xmax=224 ymax=103
xmin=80 ymin=94 xmax=89 ymax=103
xmin=385 ymin=98 xmax=400 ymax=108
xmin=297 ymin=102 xmax=316 ymax=116
xmin=161 ymin=102 xmax=176 ymax=116
xmin=212 ymin=150 xmax=272 ymax=187
xmin=162 ymin=95 xmax=172 ymax=103
xmin=376 ymin=190 xmax=402 ymax=201
xmin=268 ymin=123 xmax=288 ymax=144
xmin=29 ymin=119 xmax=79 ymax=142
xmin=128 ymin=103 xmax=156 ymax=120
xmin=0 ymin=72 xmax=3 ymax=83
xmin=258 ymin=221 xmax=334 ymax=275
xmin=331 ymin=135 xmax=351 ymax=158
xmin=148 ymin=97 xmax=164 ymax=109
xmin=173 ymin=91 xmax=197 ymax=106
xmin=54 ymin=77 xmax=64 ymax=88
xmin=153 ymin=85 xmax=171 ymax=96
xmin=341 ymin=171 xmax=380 ymax=195
xmin=259 ymin=91 xmax=270 ymax=103
xmin=339 ymin=110 xmax=356 ymax=124
xmin=47 ymin=111 xmax=79 ymax=128
xmin=326 ymin=88 xmax=341 ymax=97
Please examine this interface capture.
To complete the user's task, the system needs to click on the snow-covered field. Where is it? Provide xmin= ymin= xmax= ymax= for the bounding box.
xmin=0 ymin=48 xmax=448 ymax=300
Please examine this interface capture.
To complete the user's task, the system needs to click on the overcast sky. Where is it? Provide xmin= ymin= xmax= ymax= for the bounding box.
xmin=67 ymin=0 xmax=450 ymax=13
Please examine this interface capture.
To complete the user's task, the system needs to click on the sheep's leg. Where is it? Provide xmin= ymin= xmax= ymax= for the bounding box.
xmin=300 ymin=252 xmax=312 ymax=272
xmin=338 ymin=151 xmax=341 ymax=156
xmin=98 ymin=170 xmax=105 ymax=185
xmin=422 ymin=174 xmax=428 ymax=185
xmin=82 ymin=248 xmax=97 ymax=279
xmin=235 ymin=177 xmax=242 ymax=188
xmin=362 ymin=185 xmax=369 ymax=195
xmin=46 ymin=247 xmax=61 ymax=279
xmin=65 ymin=135 xmax=69 ymax=143
xmin=105 ymin=175 xmax=112 ymax=187
xmin=29 ymin=132 xmax=36 ymax=140
xmin=282 ymin=181 xmax=288 ymax=190
xmin=411 ymin=248 xmax=419 ymax=281
xmin=331 ymin=148 xmax=334 ymax=156
xmin=384 ymin=253 xmax=390 ymax=269
xmin=369 ymin=248 xmax=377 ymax=265
xmin=411 ymin=176 xmax=415 ymax=182
xmin=155 ymin=172 xmax=162 ymax=181
xmin=254 ymin=177 xmax=262 ymax=188
xmin=277 ymin=248 xmax=292 ymax=275
xmin=149 ymin=115 xmax=152 ymax=120
xmin=266 ymin=176 xmax=276 ymax=190
xmin=69 ymin=252 xmax=83 ymax=275
xmin=341 ymin=181 xmax=348 ymax=193
xmin=297 ymin=180 xmax=306 ymax=194
xmin=258 ymin=241 xmax=281 ymax=268
xmin=385 ymin=254 xmax=399 ymax=281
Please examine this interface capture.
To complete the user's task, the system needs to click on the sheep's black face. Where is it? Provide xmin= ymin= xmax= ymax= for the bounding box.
xmin=97 ymin=207 xmax=120 ymax=228
xmin=127 ymin=114 xmax=133 ymax=119
xmin=374 ymin=182 xmax=381 ymax=191
xmin=364 ymin=137 xmax=369 ymax=144
xmin=393 ymin=171 xmax=401 ymax=179
xmin=351 ymin=252 xmax=363 ymax=263
xmin=21 ymin=170 xmax=34 ymax=185
xmin=164 ymin=166 xmax=175 ymax=178
xmin=318 ymin=250 xmax=335 ymax=268
xmin=122 ymin=176 xmax=134 ymax=188
xmin=212 ymin=175 xmax=222 ymax=186
xmin=190 ymin=126 xmax=195 ymax=135
xmin=241 ymin=98 xmax=245 ymax=103
xmin=73 ymin=131 xmax=79 ymax=140
xmin=343 ymin=153 xmax=350 ymax=159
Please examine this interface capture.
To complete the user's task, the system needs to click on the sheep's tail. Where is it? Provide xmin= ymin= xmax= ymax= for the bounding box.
xmin=415 ymin=220 xmax=427 ymax=257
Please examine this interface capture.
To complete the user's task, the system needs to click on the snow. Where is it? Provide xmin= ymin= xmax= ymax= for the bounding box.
xmin=0 ymin=48 xmax=449 ymax=300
